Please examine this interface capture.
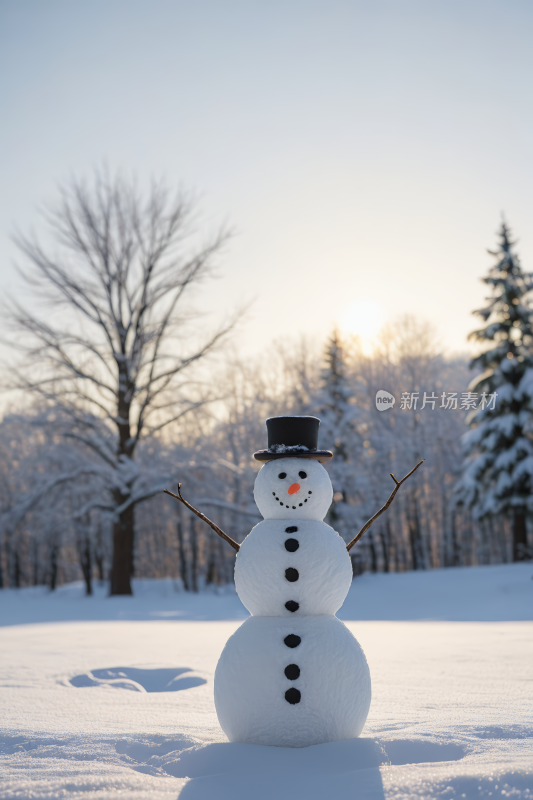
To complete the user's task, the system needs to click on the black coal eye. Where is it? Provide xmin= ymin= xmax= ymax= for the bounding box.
xmin=278 ymin=472 xmax=287 ymax=479
xmin=298 ymin=471 xmax=307 ymax=479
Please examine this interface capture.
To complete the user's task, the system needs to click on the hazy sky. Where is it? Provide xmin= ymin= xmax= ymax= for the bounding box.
xmin=1 ymin=0 xmax=532 ymax=357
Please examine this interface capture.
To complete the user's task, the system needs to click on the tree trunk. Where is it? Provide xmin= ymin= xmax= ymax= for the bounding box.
xmin=393 ymin=530 xmax=401 ymax=572
xmin=3 ymin=537 xmax=12 ymax=587
xmin=112 ymin=358 xmax=136 ymax=592
xmin=79 ymin=535 xmax=93 ymax=596
xmin=479 ymin=519 xmax=490 ymax=565
xmin=49 ymin=542 xmax=59 ymax=590
xmin=491 ymin=516 xmax=508 ymax=563
xmin=8 ymin=539 xmax=22 ymax=588
xmin=130 ymin=529 xmax=135 ymax=578
xmin=206 ymin=534 xmax=216 ymax=586
xmin=450 ymin=511 xmax=460 ymax=567
xmin=176 ymin=506 xmax=189 ymax=591
xmin=13 ymin=550 xmax=21 ymax=588
xmin=94 ymin=524 xmax=105 ymax=584
xmin=191 ymin=519 xmax=198 ymax=592
xmin=368 ymin=532 xmax=378 ymax=573
xmin=407 ymin=491 xmax=425 ymax=570
xmin=512 ymin=511 xmax=528 ymax=561
xmin=350 ymin=550 xmax=365 ymax=578
xmin=219 ymin=534 xmax=231 ymax=585
xmin=110 ymin=504 xmax=134 ymax=595
xmin=30 ymin=537 xmax=39 ymax=585
xmin=381 ymin=520 xmax=391 ymax=573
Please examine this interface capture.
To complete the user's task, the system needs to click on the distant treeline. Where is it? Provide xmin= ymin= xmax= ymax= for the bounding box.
xmin=0 ymin=318 xmax=522 ymax=593
xmin=1 ymin=175 xmax=530 ymax=594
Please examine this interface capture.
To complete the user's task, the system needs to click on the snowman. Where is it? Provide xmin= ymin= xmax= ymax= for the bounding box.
xmin=166 ymin=415 xmax=422 ymax=748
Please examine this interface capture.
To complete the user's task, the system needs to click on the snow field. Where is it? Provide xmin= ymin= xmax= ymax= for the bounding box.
xmin=1 ymin=562 xmax=531 ymax=628
xmin=0 ymin=563 xmax=532 ymax=799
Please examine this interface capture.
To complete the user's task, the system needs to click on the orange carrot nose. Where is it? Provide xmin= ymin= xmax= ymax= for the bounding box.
xmin=288 ymin=483 xmax=301 ymax=495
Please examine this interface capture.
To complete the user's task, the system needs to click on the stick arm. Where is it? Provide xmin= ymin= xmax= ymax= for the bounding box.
xmin=346 ymin=460 xmax=424 ymax=552
xmin=164 ymin=485 xmax=240 ymax=552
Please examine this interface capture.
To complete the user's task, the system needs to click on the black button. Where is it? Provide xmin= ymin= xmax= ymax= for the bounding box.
xmin=285 ymin=688 xmax=301 ymax=704
xmin=285 ymin=526 xmax=298 ymax=533
xmin=285 ymin=600 xmax=299 ymax=612
xmin=284 ymin=664 xmax=300 ymax=680
xmin=285 ymin=568 xmax=299 ymax=582
xmin=284 ymin=634 xmax=301 ymax=648
xmin=285 ymin=538 xmax=299 ymax=552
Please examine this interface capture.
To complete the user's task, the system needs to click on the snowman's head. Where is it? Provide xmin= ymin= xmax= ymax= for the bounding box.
xmin=254 ymin=456 xmax=333 ymax=520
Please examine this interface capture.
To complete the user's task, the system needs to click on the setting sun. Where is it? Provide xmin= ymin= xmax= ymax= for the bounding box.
xmin=340 ymin=299 xmax=383 ymax=340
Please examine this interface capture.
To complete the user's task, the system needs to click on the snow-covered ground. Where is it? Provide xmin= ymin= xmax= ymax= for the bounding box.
xmin=1 ymin=563 xmax=532 ymax=799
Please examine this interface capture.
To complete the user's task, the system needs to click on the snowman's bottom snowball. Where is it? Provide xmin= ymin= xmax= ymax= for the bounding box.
xmin=214 ymin=615 xmax=371 ymax=748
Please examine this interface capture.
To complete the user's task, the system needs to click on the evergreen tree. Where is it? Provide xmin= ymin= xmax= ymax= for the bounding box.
xmin=455 ymin=222 xmax=533 ymax=561
xmin=315 ymin=330 xmax=368 ymax=545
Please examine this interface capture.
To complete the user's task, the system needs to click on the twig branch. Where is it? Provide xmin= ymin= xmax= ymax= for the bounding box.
xmin=164 ymin=484 xmax=240 ymax=552
xmin=346 ymin=460 xmax=424 ymax=552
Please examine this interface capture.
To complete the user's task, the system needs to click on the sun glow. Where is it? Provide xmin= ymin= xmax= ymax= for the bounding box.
xmin=339 ymin=300 xmax=383 ymax=343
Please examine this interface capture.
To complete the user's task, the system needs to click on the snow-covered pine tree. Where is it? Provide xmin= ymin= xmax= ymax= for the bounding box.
xmin=315 ymin=330 xmax=368 ymax=549
xmin=455 ymin=222 xmax=533 ymax=561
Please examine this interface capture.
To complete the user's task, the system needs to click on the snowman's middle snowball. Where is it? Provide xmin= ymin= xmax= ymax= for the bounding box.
xmin=235 ymin=518 xmax=352 ymax=617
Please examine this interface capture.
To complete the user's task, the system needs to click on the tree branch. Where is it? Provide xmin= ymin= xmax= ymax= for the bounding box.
xmin=164 ymin=484 xmax=240 ymax=552
xmin=346 ymin=460 xmax=424 ymax=552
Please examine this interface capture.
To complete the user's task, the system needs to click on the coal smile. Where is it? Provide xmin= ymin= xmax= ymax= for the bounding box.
xmin=271 ymin=490 xmax=313 ymax=510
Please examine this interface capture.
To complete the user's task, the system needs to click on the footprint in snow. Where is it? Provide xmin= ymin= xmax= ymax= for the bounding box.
xmin=68 ymin=666 xmax=207 ymax=692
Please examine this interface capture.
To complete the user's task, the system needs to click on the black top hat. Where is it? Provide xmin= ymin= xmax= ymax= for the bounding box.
xmin=253 ymin=415 xmax=333 ymax=463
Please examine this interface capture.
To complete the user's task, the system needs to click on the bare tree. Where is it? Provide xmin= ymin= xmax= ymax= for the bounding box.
xmin=6 ymin=170 xmax=238 ymax=594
